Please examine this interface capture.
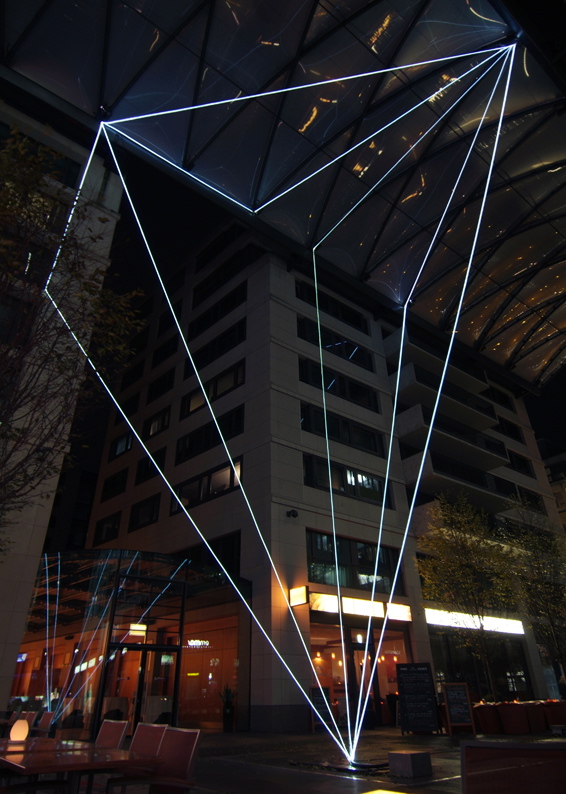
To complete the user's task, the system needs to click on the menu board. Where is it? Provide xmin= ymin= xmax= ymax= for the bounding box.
xmin=442 ymin=683 xmax=474 ymax=735
xmin=397 ymin=662 xmax=440 ymax=734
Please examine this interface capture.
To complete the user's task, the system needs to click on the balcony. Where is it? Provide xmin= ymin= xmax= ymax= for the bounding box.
xmin=403 ymin=449 xmax=518 ymax=513
xmin=393 ymin=363 xmax=496 ymax=430
xmin=396 ymin=404 xmax=508 ymax=470
xmin=383 ymin=328 xmax=487 ymax=394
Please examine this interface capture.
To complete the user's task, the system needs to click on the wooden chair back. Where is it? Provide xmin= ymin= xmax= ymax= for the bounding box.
xmin=95 ymin=719 xmax=128 ymax=749
xmin=36 ymin=711 xmax=54 ymax=732
xmin=130 ymin=723 xmax=167 ymax=756
xmin=21 ymin=712 xmax=37 ymax=726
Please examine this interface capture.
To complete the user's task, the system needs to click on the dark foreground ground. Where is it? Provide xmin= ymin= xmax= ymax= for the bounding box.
xmin=192 ymin=725 xmax=555 ymax=794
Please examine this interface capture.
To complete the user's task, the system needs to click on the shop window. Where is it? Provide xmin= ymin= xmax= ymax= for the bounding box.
xmin=143 ymin=406 xmax=170 ymax=439
xmin=180 ymin=360 xmax=245 ymax=419
xmin=109 ymin=431 xmax=133 ymax=460
xmin=93 ymin=512 xmax=121 ymax=545
xmin=297 ymin=317 xmax=373 ymax=371
xmin=129 ymin=493 xmax=161 ymax=532
xmin=101 ymin=468 xmax=128 ymax=502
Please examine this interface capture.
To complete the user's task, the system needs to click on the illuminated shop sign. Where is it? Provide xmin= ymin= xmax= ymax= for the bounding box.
xmin=425 ymin=608 xmax=524 ymax=635
xmin=309 ymin=593 xmax=411 ymax=621
xmin=187 ymin=639 xmax=210 ymax=648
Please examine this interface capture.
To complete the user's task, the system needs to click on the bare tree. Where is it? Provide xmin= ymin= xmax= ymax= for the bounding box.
xmin=0 ymin=131 xmax=140 ymax=537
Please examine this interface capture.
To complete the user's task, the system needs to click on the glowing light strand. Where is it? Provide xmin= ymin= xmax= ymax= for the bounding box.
xmin=99 ymin=127 xmax=346 ymax=749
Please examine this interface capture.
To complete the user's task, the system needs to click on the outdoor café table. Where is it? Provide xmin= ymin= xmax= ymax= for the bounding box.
xmin=0 ymin=741 xmax=161 ymax=794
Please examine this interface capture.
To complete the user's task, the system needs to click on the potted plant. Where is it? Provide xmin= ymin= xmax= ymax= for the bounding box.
xmin=220 ymin=686 xmax=236 ymax=732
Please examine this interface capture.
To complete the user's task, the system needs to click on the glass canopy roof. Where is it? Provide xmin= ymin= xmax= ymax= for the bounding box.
xmin=3 ymin=0 xmax=566 ymax=386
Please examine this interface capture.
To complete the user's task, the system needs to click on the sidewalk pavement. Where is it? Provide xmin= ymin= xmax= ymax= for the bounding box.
xmin=192 ymin=726 xmax=466 ymax=794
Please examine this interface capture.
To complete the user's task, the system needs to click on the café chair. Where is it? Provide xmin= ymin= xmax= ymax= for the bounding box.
xmin=104 ymin=723 xmax=168 ymax=792
xmin=94 ymin=720 xmax=128 ymax=749
xmin=106 ymin=727 xmax=201 ymax=794
xmin=31 ymin=712 xmax=55 ymax=737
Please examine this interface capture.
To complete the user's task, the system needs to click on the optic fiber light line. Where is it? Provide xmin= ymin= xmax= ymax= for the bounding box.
xmin=102 ymin=123 xmax=254 ymax=215
xmin=99 ymin=127 xmax=345 ymax=748
xmin=350 ymin=46 xmax=513 ymax=744
xmin=311 ymin=247 xmax=353 ymax=751
xmin=312 ymin=45 xmax=509 ymax=253
xmin=108 ymin=45 xmax=511 ymax=125
xmin=47 ymin=554 xmax=61 ymax=710
xmin=45 ymin=124 xmax=104 ymax=291
xmin=351 ymin=44 xmax=516 ymax=752
xmin=43 ymin=288 xmax=348 ymax=757
xmin=53 ymin=553 xmax=115 ymax=721
xmin=43 ymin=554 xmax=50 ymax=710
xmin=256 ymin=47 xmax=509 ymax=214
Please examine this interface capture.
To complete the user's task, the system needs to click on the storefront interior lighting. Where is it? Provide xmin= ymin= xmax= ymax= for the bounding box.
xmin=309 ymin=592 xmax=339 ymax=613
xmin=343 ymin=597 xmax=384 ymax=618
xmin=289 ymin=586 xmax=309 ymax=607
xmin=10 ymin=720 xmax=29 ymax=742
xmin=129 ymin=623 xmax=147 ymax=637
xmin=425 ymin=608 xmax=524 ymax=634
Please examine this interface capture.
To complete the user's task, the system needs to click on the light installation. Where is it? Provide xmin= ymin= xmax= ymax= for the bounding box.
xmin=40 ymin=44 xmax=516 ymax=762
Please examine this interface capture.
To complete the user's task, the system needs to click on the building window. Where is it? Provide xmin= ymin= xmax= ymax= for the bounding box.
xmin=517 ymin=487 xmax=546 ymax=514
xmin=185 ymin=319 xmax=246 ymax=377
xmin=135 ymin=447 xmax=166 ymax=485
xmin=187 ymin=281 xmax=247 ymax=341
xmin=180 ymin=360 xmax=245 ymax=419
xmin=158 ymin=299 xmax=182 ymax=336
xmin=175 ymin=405 xmax=244 ymax=465
xmin=192 ymin=243 xmax=265 ymax=307
xmin=171 ymin=459 xmax=242 ymax=513
xmin=195 ymin=223 xmax=246 ymax=271
xmin=109 ymin=431 xmax=133 ymax=460
xmin=506 ymin=450 xmax=535 ymax=478
xmin=306 ymin=530 xmax=403 ymax=595
xmin=486 ymin=385 xmax=516 ymax=412
xmin=147 ymin=367 xmax=175 ymax=404
xmin=114 ymin=392 xmax=140 ymax=425
xmin=129 ymin=493 xmax=161 ymax=532
xmin=121 ymin=360 xmax=144 ymax=391
xmin=303 ymin=454 xmax=391 ymax=507
xmin=93 ymin=512 xmax=121 ymax=545
xmin=496 ymin=416 xmax=524 ymax=443
xmin=142 ymin=406 xmax=170 ymax=439
xmin=185 ymin=530 xmax=241 ymax=576
xmin=301 ymin=403 xmax=384 ymax=456
xmin=297 ymin=317 xmax=373 ymax=371
xmin=299 ymin=357 xmax=380 ymax=412
xmin=100 ymin=468 xmax=128 ymax=502
xmin=152 ymin=335 xmax=178 ymax=368
xmin=295 ymin=280 xmax=369 ymax=333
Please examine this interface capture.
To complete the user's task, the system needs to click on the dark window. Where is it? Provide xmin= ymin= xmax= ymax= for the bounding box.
xmin=165 ymin=269 xmax=185 ymax=296
xmin=301 ymin=403 xmax=384 ymax=456
xmin=185 ymin=531 xmax=241 ymax=577
xmin=192 ymin=244 xmax=265 ymax=307
xmin=506 ymin=450 xmax=535 ymax=478
xmin=142 ymin=406 xmax=170 ymax=439
xmin=114 ymin=392 xmax=140 ymax=425
xmin=129 ymin=493 xmax=161 ymax=532
xmin=306 ymin=530 xmax=403 ymax=595
xmin=121 ymin=361 xmax=144 ymax=391
xmin=184 ymin=319 xmax=246 ymax=377
xmin=109 ymin=431 xmax=133 ymax=460
xmin=299 ymin=357 xmax=380 ymax=412
xmin=297 ymin=317 xmax=373 ymax=371
xmin=496 ymin=416 xmax=524 ymax=442
xmin=517 ymin=487 xmax=546 ymax=514
xmin=135 ymin=447 xmax=166 ymax=485
xmin=131 ymin=326 xmax=149 ymax=354
xmin=180 ymin=360 xmax=245 ymax=419
xmin=175 ymin=405 xmax=244 ymax=465
xmin=171 ymin=459 xmax=242 ymax=513
xmin=152 ymin=335 xmax=178 ymax=368
xmin=187 ymin=281 xmax=247 ymax=341
xmin=93 ymin=512 xmax=121 ymax=545
xmin=303 ymin=454 xmax=391 ymax=507
xmin=486 ymin=386 xmax=515 ymax=411
xmin=158 ymin=300 xmax=183 ymax=336
xmin=100 ymin=468 xmax=128 ymax=502
xmin=296 ymin=280 xmax=369 ymax=333
xmin=196 ymin=224 xmax=246 ymax=271
xmin=147 ymin=367 xmax=175 ymax=404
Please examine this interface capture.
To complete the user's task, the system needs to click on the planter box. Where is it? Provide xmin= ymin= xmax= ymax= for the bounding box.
xmin=473 ymin=704 xmax=502 ymax=735
xmin=497 ymin=703 xmax=529 ymax=735
xmin=525 ymin=702 xmax=547 ymax=733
